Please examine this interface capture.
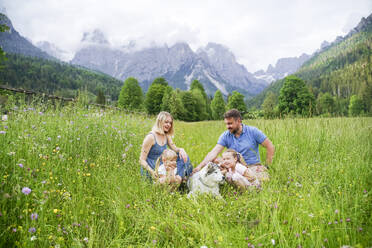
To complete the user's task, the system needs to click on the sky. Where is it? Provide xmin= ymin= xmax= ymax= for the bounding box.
xmin=1 ymin=0 xmax=371 ymax=72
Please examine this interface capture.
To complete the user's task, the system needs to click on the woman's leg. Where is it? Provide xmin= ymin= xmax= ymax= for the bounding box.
xmin=176 ymin=155 xmax=193 ymax=178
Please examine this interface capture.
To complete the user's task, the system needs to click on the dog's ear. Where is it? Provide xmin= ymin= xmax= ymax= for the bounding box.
xmin=206 ymin=164 xmax=216 ymax=176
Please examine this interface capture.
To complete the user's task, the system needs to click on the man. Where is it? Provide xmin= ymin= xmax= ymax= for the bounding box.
xmin=193 ymin=109 xmax=275 ymax=173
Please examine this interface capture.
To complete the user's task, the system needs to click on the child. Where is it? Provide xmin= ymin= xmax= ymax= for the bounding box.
xmin=220 ymin=149 xmax=260 ymax=190
xmin=155 ymin=149 xmax=182 ymax=186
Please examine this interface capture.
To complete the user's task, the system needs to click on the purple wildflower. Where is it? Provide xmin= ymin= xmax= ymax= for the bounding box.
xmin=28 ymin=227 xmax=36 ymax=233
xmin=22 ymin=187 xmax=32 ymax=195
xmin=295 ymin=233 xmax=300 ymax=238
xmin=0 ymin=131 xmax=6 ymax=134
xmin=335 ymin=209 xmax=339 ymax=214
xmin=12 ymin=228 xmax=17 ymax=232
xmin=18 ymin=163 xmax=24 ymax=168
xmin=358 ymin=227 xmax=363 ymax=232
xmin=346 ymin=218 xmax=351 ymax=222
xmin=152 ymin=240 xmax=157 ymax=244
xmin=83 ymin=237 xmax=89 ymax=243
xmin=126 ymin=204 xmax=130 ymax=208
xmin=30 ymin=213 xmax=38 ymax=220
xmin=363 ymin=189 xmax=367 ymax=194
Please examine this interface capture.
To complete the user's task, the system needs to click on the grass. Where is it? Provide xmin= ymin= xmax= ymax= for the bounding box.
xmin=0 ymin=102 xmax=371 ymax=247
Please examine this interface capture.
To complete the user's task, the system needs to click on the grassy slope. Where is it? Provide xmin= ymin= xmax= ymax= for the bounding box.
xmin=0 ymin=103 xmax=371 ymax=247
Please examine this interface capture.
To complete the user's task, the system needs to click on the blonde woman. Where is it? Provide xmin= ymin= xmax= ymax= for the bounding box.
xmin=139 ymin=112 xmax=192 ymax=183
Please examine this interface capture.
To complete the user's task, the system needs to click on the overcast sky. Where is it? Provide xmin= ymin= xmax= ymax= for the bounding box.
xmin=1 ymin=0 xmax=371 ymax=72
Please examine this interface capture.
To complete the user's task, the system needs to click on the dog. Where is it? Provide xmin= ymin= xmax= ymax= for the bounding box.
xmin=187 ymin=162 xmax=225 ymax=198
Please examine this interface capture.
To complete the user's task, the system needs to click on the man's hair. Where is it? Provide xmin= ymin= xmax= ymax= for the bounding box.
xmin=224 ymin=109 xmax=242 ymax=120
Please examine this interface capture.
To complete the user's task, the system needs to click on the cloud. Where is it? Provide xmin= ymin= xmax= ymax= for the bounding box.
xmin=1 ymin=0 xmax=372 ymax=71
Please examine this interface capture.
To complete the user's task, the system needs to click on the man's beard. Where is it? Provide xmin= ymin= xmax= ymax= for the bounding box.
xmin=230 ymin=127 xmax=239 ymax=134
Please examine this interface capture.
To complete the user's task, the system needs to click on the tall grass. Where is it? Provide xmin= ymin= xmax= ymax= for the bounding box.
xmin=0 ymin=102 xmax=371 ymax=247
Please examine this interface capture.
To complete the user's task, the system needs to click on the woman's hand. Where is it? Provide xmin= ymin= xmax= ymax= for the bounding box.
xmin=178 ymin=148 xmax=188 ymax=163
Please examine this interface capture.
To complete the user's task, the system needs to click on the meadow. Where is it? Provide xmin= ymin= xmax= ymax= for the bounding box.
xmin=0 ymin=101 xmax=371 ymax=247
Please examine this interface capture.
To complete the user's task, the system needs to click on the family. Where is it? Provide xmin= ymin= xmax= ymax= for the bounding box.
xmin=139 ymin=109 xmax=275 ymax=192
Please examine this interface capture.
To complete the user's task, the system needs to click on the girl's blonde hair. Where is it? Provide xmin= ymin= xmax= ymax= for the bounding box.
xmin=155 ymin=149 xmax=177 ymax=176
xmin=152 ymin=111 xmax=174 ymax=136
xmin=223 ymin=149 xmax=248 ymax=166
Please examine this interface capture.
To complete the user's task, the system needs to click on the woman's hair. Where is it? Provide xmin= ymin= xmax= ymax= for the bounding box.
xmin=152 ymin=111 xmax=174 ymax=136
xmin=223 ymin=149 xmax=248 ymax=166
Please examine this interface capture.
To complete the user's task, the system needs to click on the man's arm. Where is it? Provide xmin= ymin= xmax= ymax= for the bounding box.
xmin=193 ymin=144 xmax=225 ymax=173
xmin=260 ymin=138 xmax=275 ymax=166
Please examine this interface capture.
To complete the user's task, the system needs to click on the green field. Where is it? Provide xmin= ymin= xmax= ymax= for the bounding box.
xmin=0 ymin=103 xmax=371 ymax=247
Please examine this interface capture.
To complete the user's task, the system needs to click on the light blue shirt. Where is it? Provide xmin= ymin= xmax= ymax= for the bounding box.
xmin=217 ymin=124 xmax=267 ymax=165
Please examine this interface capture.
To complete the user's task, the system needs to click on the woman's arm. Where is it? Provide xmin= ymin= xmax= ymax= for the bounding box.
xmin=139 ymin=134 xmax=157 ymax=178
xmin=167 ymin=135 xmax=188 ymax=162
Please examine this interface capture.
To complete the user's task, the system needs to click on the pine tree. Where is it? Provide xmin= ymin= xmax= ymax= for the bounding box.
xmin=96 ymin=89 xmax=106 ymax=105
xmin=118 ymin=77 xmax=143 ymax=110
xmin=210 ymin=90 xmax=226 ymax=120
xmin=262 ymin=92 xmax=277 ymax=119
xmin=227 ymin=91 xmax=247 ymax=113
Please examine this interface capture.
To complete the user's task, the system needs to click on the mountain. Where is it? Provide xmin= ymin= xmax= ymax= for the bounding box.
xmin=71 ymin=30 xmax=268 ymax=97
xmin=247 ymin=12 xmax=372 ymax=112
xmin=35 ymin=41 xmax=71 ymax=61
xmin=0 ymin=13 xmax=54 ymax=60
xmin=253 ymin=53 xmax=311 ymax=83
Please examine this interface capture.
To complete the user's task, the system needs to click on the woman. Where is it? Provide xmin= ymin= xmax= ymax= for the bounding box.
xmin=139 ymin=111 xmax=193 ymax=183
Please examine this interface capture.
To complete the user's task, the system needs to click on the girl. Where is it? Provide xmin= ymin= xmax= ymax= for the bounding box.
xmin=155 ymin=149 xmax=182 ymax=185
xmin=220 ymin=149 xmax=260 ymax=190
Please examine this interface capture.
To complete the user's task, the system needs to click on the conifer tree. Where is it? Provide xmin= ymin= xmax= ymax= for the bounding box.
xmin=210 ymin=90 xmax=226 ymax=120
xmin=118 ymin=77 xmax=143 ymax=110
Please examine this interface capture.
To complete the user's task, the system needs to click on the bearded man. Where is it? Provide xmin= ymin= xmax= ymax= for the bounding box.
xmin=193 ymin=109 xmax=275 ymax=173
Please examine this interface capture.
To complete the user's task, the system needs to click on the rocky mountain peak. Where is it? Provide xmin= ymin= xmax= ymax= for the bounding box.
xmin=81 ymin=29 xmax=109 ymax=45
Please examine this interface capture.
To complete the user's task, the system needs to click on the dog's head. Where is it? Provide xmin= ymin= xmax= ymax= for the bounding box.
xmin=199 ymin=162 xmax=225 ymax=187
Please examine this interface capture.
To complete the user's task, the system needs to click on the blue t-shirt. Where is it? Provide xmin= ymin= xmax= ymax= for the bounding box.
xmin=217 ymin=124 xmax=267 ymax=165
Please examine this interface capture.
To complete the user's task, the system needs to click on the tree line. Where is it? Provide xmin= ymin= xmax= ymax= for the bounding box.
xmin=250 ymin=30 xmax=372 ymax=118
xmin=117 ymin=77 xmax=248 ymax=121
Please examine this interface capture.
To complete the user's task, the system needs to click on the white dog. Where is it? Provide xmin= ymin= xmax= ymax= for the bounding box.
xmin=187 ymin=162 xmax=225 ymax=198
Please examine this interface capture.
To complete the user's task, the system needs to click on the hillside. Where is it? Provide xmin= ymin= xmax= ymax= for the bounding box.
xmin=0 ymin=54 xmax=123 ymax=101
xmin=247 ymin=13 xmax=372 ymax=113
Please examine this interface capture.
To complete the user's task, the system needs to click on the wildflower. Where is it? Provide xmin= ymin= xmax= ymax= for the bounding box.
xmin=150 ymin=226 xmax=156 ymax=230
xmin=335 ymin=209 xmax=339 ymax=214
xmin=41 ymin=180 xmax=46 ymax=184
xmin=334 ymin=220 xmax=338 ymax=224
xmin=346 ymin=218 xmax=351 ymax=222
xmin=126 ymin=204 xmax=130 ymax=208
xmin=358 ymin=227 xmax=363 ymax=232
xmin=152 ymin=240 xmax=157 ymax=244
xmin=22 ymin=187 xmax=32 ymax=195
xmin=31 ymin=236 xmax=37 ymax=241
xmin=363 ymin=189 xmax=367 ymax=194
xmin=295 ymin=233 xmax=300 ymax=238
xmin=0 ymin=131 xmax=6 ymax=134
xmin=302 ymin=230 xmax=306 ymax=234
xmin=12 ymin=228 xmax=17 ymax=232
xmin=30 ymin=213 xmax=38 ymax=220
xmin=47 ymin=137 xmax=51 ymax=141
xmin=53 ymin=209 xmax=58 ymax=214
xmin=18 ymin=163 xmax=24 ymax=168
xmin=83 ymin=237 xmax=88 ymax=243
xmin=28 ymin=227 xmax=36 ymax=233
xmin=57 ymin=135 xmax=61 ymax=139
xmin=324 ymin=238 xmax=328 ymax=242
xmin=271 ymin=239 xmax=275 ymax=245
xmin=308 ymin=213 xmax=314 ymax=218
